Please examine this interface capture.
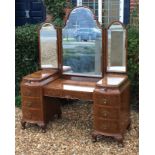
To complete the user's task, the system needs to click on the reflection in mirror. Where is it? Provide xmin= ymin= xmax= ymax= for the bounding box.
xmin=107 ymin=22 xmax=126 ymax=72
xmin=40 ymin=23 xmax=58 ymax=68
xmin=63 ymin=7 xmax=102 ymax=77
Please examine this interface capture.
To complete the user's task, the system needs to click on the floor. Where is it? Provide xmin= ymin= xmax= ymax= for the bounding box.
xmin=15 ymin=101 xmax=139 ymax=155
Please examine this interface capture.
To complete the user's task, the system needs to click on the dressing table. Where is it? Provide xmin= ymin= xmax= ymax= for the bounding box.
xmin=20 ymin=6 xmax=130 ymax=145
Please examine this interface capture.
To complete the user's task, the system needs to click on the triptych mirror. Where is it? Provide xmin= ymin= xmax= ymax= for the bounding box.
xmin=39 ymin=23 xmax=58 ymax=69
xmin=39 ymin=7 xmax=127 ymax=76
xmin=107 ymin=21 xmax=127 ymax=73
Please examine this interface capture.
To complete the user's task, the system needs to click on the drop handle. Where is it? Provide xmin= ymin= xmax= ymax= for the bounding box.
xmin=101 ymin=98 xmax=107 ymax=104
xmin=25 ymin=10 xmax=30 ymax=18
xmin=102 ymin=111 xmax=108 ymax=117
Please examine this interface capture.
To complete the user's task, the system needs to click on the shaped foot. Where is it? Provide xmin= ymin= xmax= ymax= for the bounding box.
xmin=57 ymin=112 xmax=62 ymax=119
xmin=40 ymin=124 xmax=47 ymax=133
xmin=21 ymin=120 xmax=26 ymax=129
xmin=127 ymin=120 xmax=131 ymax=131
xmin=92 ymin=133 xmax=98 ymax=142
xmin=114 ymin=135 xmax=124 ymax=147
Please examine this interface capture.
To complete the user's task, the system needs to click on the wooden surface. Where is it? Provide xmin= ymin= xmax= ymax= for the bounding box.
xmin=92 ymin=79 xmax=130 ymax=145
xmin=44 ymin=78 xmax=96 ymax=100
xmin=96 ymin=74 xmax=128 ymax=88
xmin=21 ymin=70 xmax=61 ymax=132
xmin=21 ymin=69 xmax=130 ymax=145
xmin=23 ymin=69 xmax=58 ymax=82
xmin=20 ymin=10 xmax=130 ymax=144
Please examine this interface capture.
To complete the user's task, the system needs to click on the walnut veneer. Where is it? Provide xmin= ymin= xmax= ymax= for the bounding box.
xmin=21 ymin=69 xmax=62 ymax=132
xmin=20 ymin=7 xmax=130 ymax=146
xmin=21 ymin=69 xmax=130 ymax=145
xmin=92 ymin=74 xmax=130 ymax=145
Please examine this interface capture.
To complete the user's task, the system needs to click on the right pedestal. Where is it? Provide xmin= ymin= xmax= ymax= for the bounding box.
xmin=92 ymin=77 xmax=130 ymax=146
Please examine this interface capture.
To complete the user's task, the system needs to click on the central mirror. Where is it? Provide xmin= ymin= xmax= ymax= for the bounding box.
xmin=62 ymin=7 xmax=102 ymax=77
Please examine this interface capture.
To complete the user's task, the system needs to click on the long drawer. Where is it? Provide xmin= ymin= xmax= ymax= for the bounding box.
xmin=21 ymin=86 xmax=41 ymax=97
xmin=22 ymin=97 xmax=41 ymax=109
xmin=93 ymin=104 xmax=119 ymax=120
xmin=93 ymin=94 xmax=120 ymax=107
xmin=94 ymin=116 xmax=119 ymax=133
xmin=22 ymin=108 xmax=43 ymax=121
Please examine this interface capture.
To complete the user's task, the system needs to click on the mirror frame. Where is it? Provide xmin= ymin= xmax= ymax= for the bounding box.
xmin=38 ymin=22 xmax=60 ymax=70
xmin=60 ymin=6 xmax=104 ymax=78
xmin=106 ymin=21 xmax=127 ymax=74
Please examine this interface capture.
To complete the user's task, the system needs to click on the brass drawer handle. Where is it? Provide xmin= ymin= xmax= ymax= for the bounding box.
xmin=101 ymin=111 xmax=109 ymax=117
xmin=102 ymin=124 xmax=108 ymax=130
xmin=101 ymin=98 xmax=107 ymax=104
xmin=27 ymin=102 xmax=32 ymax=107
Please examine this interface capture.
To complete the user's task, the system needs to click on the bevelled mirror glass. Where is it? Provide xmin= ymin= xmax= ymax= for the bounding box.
xmin=40 ymin=23 xmax=58 ymax=69
xmin=62 ymin=7 xmax=102 ymax=77
xmin=107 ymin=21 xmax=126 ymax=73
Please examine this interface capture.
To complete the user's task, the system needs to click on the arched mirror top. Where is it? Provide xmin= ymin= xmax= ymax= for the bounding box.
xmin=108 ymin=21 xmax=125 ymax=30
xmin=62 ymin=6 xmax=103 ymax=77
xmin=39 ymin=22 xmax=58 ymax=69
xmin=64 ymin=6 xmax=102 ymax=29
xmin=107 ymin=21 xmax=127 ymax=73
xmin=40 ymin=23 xmax=56 ymax=36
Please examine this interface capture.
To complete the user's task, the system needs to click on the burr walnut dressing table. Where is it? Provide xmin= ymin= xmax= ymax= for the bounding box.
xmin=20 ymin=7 xmax=130 ymax=145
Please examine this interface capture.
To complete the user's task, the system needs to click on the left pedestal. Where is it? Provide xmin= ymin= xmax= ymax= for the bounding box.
xmin=21 ymin=82 xmax=47 ymax=132
xmin=20 ymin=70 xmax=61 ymax=132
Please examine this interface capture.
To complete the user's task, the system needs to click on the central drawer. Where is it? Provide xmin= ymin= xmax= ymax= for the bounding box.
xmin=62 ymin=90 xmax=93 ymax=100
xmin=93 ymin=105 xmax=119 ymax=120
xmin=22 ymin=97 xmax=41 ymax=109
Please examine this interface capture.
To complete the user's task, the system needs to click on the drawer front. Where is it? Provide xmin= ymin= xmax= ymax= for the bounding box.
xmin=62 ymin=90 xmax=92 ymax=100
xmin=93 ymin=105 xmax=119 ymax=120
xmin=22 ymin=86 xmax=41 ymax=97
xmin=22 ymin=108 xmax=43 ymax=121
xmin=94 ymin=94 xmax=120 ymax=107
xmin=22 ymin=97 xmax=41 ymax=109
xmin=44 ymin=88 xmax=62 ymax=98
xmin=94 ymin=116 xmax=119 ymax=133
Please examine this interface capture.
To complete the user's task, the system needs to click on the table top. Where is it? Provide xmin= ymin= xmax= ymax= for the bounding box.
xmin=44 ymin=78 xmax=96 ymax=92
xmin=23 ymin=69 xmax=58 ymax=82
xmin=96 ymin=74 xmax=128 ymax=88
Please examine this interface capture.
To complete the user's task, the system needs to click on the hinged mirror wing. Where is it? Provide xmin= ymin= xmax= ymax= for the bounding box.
xmin=106 ymin=21 xmax=127 ymax=73
xmin=62 ymin=7 xmax=103 ymax=77
xmin=39 ymin=23 xmax=58 ymax=69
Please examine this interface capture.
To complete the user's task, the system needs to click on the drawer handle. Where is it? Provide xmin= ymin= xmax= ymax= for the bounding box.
xmin=101 ymin=98 xmax=107 ymax=104
xmin=27 ymin=102 xmax=32 ymax=107
xmin=65 ymin=95 xmax=71 ymax=99
xmin=101 ymin=111 xmax=108 ymax=117
xmin=102 ymin=124 xmax=108 ymax=130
